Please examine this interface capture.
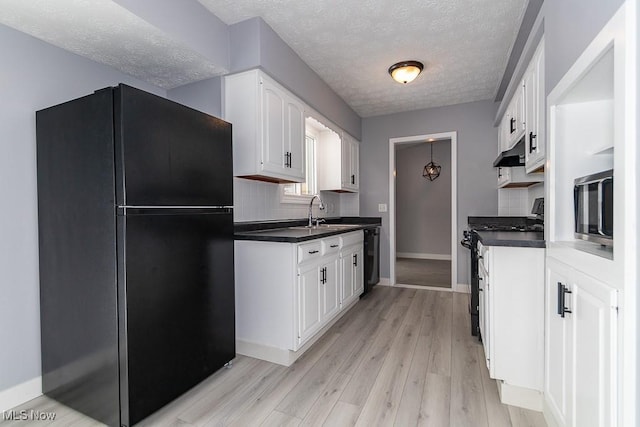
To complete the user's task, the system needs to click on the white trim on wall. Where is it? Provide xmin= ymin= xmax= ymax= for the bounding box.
xmin=0 ymin=377 xmax=41 ymax=413
xmin=389 ymin=131 xmax=458 ymax=289
xmin=396 ymin=252 xmax=452 ymax=261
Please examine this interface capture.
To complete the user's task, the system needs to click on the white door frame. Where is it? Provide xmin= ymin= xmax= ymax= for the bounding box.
xmin=389 ymin=131 xmax=457 ymax=289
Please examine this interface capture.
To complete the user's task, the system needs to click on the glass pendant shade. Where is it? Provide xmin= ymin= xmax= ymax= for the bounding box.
xmin=388 ymin=61 xmax=424 ymax=84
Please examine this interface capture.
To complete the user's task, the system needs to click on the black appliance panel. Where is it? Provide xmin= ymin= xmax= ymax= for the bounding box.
xmin=119 ymin=209 xmax=235 ymax=425
xmin=36 ymin=90 xmax=120 ymax=426
xmin=363 ymin=227 xmax=380 ymax=295
xmin=116 ymin=85 xmax=233 ymax=207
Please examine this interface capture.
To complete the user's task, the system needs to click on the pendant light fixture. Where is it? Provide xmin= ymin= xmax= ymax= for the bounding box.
xmin=388 ymin=60 xmax=424 ymax=84
xmin=423 ymin=142 xmax=441 ymax=181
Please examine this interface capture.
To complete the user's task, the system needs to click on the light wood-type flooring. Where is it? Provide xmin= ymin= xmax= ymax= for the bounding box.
xmin=395 ymin=258 xmax=451 ymax=288
xmin=1 ymin=287 xmax=546 ymax=427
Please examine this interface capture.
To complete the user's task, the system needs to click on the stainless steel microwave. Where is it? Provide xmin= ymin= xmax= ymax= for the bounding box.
xmin=574 ymin=170 xmax=613 ymax=246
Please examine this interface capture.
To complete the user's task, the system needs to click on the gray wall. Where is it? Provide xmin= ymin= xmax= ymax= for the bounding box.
xmin=228 ymin=17 xmax=361 ymax=140
xmin=396 ymin=141 xmax=452 ymax=256
xmin=360 ymin=100 xmax=499 ymax=284
xmin=167 ymin=77 xmax=223 ymax=117
xmin=0 ymin=24 xmax=165 ymax=392
xmin=113 ymin=0 xmax=230 ymax=71
xmin=544 ymin=0 xmax=624 ymax=95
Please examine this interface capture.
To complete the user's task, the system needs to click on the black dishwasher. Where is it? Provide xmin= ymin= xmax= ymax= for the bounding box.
xmin=362 ymin=226 xmax=380 ymax=295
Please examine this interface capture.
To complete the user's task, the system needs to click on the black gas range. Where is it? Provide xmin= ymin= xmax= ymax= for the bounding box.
xmin=461 ymin=216 xmax=542 ymax=337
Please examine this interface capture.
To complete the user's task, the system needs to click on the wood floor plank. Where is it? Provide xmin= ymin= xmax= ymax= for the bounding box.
xmin=338 ymin=295 xmax=411 ymax=407
xmin=275 ymin=304 xmax=393 ymax=419
xmin=418 ymin=373 xmax=451 ymax=427
xmin=508 ymin=406 xmax=547 ymax=427
xmin=299 ymin=372 xmax=352 ymax=427
xmin=5 ymin=287 xmax=548 ymax=427
xmin=322 ymin=401 xmax=360 ymax=427
xmin=400 ymin=288 xmax=428 ymax=327
xmin=477 ymin=347 xmax=512 ymax=427
xmin=175 ymin=359 xmax=283 ymax=426
xmin=198 ymin=363 xmax=287 ymax=426
xmin=227 ymin=332 xmax=341 ymax=427
xmin=137 ymin=356 xmax=258 ymax=427
xmin=427 ymin=292 xmax=453 ymax=376
xmin=394 ymin=332 xmax=432 ymax=426
xmin=274 ymin=294 xmax=389 ymax=418
xmin=354 ymin=322 xmax=419 ymax=426
xmin=261 ymin=410 xmax=301 ymax=427
xmin=337 ymin=289 xmax=399 ymax=376
xmin=450 ymin=293 xmax=489 ymax=427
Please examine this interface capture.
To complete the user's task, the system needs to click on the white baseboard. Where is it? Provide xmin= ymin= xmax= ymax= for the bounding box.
xmin=377 ymin=277 xmax=391 ymax=287
xmin=396 ymin=252 xmax=452 ymax=261
xmin=394 ymin=283 xmax=454 ymax=292
xmin=237 ymin=298 xmax=359 ymax=366
xmin=453 ymin=283 xmax=470 ymax=293
xmin=0 ymin=377 xmax=42 ymax=413
xmin=542 ymin=397 xmax=562 ymax=427
xmin=497 ymin=380 xmax=543 ymax=411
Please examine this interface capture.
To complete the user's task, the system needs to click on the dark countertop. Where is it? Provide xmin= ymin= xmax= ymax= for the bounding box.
xmin=474 ymin=231 xmax=545 ymax=248
xmin=234 ymin=217 xmax=381 ymax=243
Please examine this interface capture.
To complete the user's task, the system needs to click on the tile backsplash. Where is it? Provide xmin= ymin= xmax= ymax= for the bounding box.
xmin=498 ymin=183 xmax=545 ymax=216
xmin=233 ymin=178 xmax=359 ymax=222
xmin=498 ymin=188 xmax=530 ymax=216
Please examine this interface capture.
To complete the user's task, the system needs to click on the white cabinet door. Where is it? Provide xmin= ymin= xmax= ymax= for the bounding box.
xmin=353 ymin=247 xmax=364 ymax=295
xmin=478 ymin=263 xmax=490 ymax=371
xmin=340 ymin=248 xmax=355 ymax=304
xmin=544 ymin=257 xmax=618 ymax=427
xmin=545 ymin=258 xmax=573 ymax=427
xmin=571 ymin=271 xmax=617 ymax=427
xmin=524 ymin=43 xmax=545 ymax=173
xmin=225 ymin=69 xmax=305 ymax=183
xmin=262 ymin=82 xmax=287 ymax=175
xmin=339 ymin=133 xmax=359 ymax=192
xmin=297 ymin=263 xmax=321 ymax=345
xmin=286 ymin=96 xmax=305 ymax=178
xmin=321 ymin=256 xmax=340 ymax=321
xmin=340 ymin=244 xmax=364 ymax=306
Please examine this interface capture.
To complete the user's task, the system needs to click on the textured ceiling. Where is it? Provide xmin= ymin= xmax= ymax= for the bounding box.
xmin=0 ymin=0 xmax=227 ymax=89
xmin=199 ymin=0 xmax=528 ymax=117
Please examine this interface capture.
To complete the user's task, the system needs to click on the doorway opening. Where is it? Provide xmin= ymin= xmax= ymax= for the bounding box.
xmin=389 ymin=132 xmax=457 ymax=290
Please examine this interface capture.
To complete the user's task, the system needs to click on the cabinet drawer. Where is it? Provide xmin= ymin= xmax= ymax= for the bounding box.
xmin=298 ymin=241 xmax=322 ymax=264
xmin=339 ymin=230 xmax=362 ymax=248
xmin=322 ymin=237 xmax=341 ymax=255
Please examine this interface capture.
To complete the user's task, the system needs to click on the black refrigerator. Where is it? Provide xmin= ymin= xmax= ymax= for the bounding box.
xmin=36 ymin=84 xmax=235 ymax=427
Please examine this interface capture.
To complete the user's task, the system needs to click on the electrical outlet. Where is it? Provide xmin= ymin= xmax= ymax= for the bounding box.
xmin=378 ymin=203 xmax=387 ymax=212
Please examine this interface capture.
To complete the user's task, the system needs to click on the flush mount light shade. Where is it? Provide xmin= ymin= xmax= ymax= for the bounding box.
xmin=388 ymin=60 xmax=424 ymax=84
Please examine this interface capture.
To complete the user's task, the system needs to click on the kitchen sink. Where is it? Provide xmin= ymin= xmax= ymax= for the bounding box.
xmin=288 ymin=224 xmax=360 ymax=231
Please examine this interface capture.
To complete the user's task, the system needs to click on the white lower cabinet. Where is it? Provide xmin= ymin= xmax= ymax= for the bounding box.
xmin=544 ymin=257 xmax=618 ymax=427
xmin=340 ymin=232 xmax=364 ymax=307
xmin=235 ymin=230 xmax=363 ymax=366
xmin=477 ymin=242 xmax=544 ymax=409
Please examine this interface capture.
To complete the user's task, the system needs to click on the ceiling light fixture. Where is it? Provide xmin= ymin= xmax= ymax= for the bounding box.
xmin=388 ymin=60 xmax=424 ymax=84
xmin=423 ymin=142 xmax=441 ymax=181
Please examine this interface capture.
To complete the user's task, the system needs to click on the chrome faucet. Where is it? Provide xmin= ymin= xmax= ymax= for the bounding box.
xmin=308 ymin=194 xmax=325 ymax=227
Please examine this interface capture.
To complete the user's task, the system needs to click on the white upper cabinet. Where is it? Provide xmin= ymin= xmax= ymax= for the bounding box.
xmin=502 ymin=81 xmax=526 ymax=151
xmin=524 ymin=41 xmax=546 ymax=173
xmin=317 ymin=127 xmax=360 ymax=193
xmin=224 ymin=69 xmax=306 ymax=183
xmin=341 ymin=132 xmax=360 ymax=191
